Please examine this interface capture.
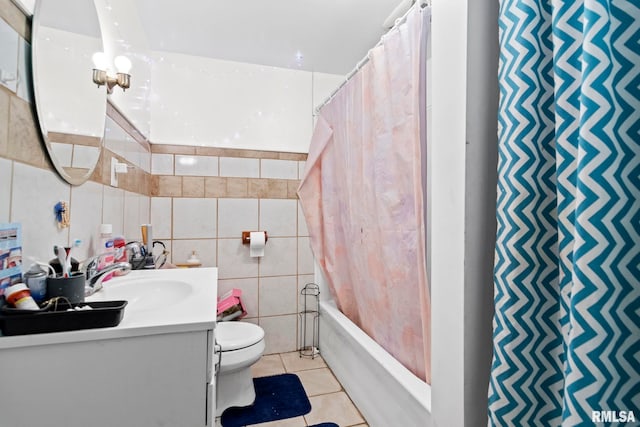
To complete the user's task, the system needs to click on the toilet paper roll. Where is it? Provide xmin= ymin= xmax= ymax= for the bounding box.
xmin=249 ymin=231 xmax=266 ymax=257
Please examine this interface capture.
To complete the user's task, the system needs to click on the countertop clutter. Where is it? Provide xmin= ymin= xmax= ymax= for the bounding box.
xmin=0 ymin=267 xmax=219 ymax=427
xmin=0 ymin=267 xmax=218 ymax=349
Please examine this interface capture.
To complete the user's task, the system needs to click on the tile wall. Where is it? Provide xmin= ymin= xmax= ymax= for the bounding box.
xmin=1 ymin=1 xmax=315 ymax=355
xmin=0 ymin=0 xmax=151 ymax=265
xmin=149 ymin=146 xmax=313 ymax=354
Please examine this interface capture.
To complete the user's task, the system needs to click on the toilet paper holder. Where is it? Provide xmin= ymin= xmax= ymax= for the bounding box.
xmin=241 ymin=231 xmax=268 ymax=244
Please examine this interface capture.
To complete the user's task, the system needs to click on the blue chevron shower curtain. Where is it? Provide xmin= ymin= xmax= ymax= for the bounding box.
xmin=488 ymin=0 xmax=640 ymax=425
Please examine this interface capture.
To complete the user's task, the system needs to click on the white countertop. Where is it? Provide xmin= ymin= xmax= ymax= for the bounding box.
xmin=0 ymin=267 xmax=218 ymax=349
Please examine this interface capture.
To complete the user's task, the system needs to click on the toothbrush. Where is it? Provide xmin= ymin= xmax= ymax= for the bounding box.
xmin=54 ymin=245 xmax=67 ymax=277
xmin=64 ymin=239 xmax=82 ymax=277
xmin=63 ymin=247 xmax=71 ymax=277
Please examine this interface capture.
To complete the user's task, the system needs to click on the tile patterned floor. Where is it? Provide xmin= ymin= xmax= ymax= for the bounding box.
xmin=216 ymin=351 xmax=368 ymax=427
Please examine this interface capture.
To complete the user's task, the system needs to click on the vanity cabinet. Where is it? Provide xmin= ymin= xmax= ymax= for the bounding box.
xmin=0 ymin=329 xmax=215 ymax=427
xmin=0 ymin=268 xmax=219 ymax=427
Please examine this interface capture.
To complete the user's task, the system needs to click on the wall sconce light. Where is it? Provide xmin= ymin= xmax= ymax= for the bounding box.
xmin=92 ymin=52 xmax=131 ymax=94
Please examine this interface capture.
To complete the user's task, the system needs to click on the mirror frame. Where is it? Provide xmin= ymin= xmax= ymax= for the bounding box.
xmin=31 ymin=0 xmax=107 ymax=186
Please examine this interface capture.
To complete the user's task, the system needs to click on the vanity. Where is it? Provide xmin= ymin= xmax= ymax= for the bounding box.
xmin=0 ymin=268 xmax=218 ymax=427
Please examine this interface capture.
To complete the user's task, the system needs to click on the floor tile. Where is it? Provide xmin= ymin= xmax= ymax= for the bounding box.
xmin=304 ymin=392 xmax=364 ymax=427
xmin=297 ymin=368 xmax=341 ymax=396
xmin=251 ymin=354 xmax=286 ymax=377
xmin=280 ymin=351 xmax=326 ymax=372
xmin=247 ymin=415 xmax=306 ymax=427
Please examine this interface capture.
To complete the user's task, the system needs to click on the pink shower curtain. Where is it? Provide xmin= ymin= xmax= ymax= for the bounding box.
xmin=298 ymin=6 xmax=430 ymax=382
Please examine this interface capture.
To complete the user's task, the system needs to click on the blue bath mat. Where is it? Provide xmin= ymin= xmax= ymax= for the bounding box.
xmin=308 ymin=424 xmax=339 ymax=427
xmin=220 ymin=373 xmax=311 ymax=427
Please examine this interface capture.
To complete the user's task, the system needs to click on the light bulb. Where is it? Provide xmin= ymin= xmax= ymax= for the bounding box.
xmin=114 ymin=55 xmax=132 ymax=74
xmin=92 ymin=51 xmax=108 ymax=70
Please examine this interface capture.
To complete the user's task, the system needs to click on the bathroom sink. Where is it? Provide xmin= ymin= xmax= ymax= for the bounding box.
xmin=92 ymin=278 xmax=194 ymax=311
xmin=84 ymin=268 xmax=217 ymax=329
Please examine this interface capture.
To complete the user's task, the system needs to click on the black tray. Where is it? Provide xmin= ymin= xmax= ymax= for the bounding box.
xmin=0 ymin=300 xmax=128 ymax=336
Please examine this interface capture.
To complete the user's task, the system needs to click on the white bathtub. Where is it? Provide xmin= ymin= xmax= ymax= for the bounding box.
xmin=319 ymin=300 xmax=432 ymax=427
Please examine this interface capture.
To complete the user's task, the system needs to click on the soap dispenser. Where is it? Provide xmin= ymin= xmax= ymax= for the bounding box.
xmin=186 ymin=251 xmax=200 ymax=266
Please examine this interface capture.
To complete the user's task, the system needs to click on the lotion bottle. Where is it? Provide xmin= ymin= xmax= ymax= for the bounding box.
xmin=97 ymin=224 xmax=114 ymax=282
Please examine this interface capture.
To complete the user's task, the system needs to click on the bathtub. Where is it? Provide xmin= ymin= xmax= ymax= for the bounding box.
xmin=319 ymin=300 xmax=432 ymax=427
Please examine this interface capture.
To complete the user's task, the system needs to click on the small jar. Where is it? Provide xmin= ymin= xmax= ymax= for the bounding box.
xmin=5 ymin=283 xmax=40 ymax=310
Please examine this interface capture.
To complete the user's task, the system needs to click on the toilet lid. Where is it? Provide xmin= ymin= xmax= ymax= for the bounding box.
xmin=216 ymin=321 xmax=265 ymax=351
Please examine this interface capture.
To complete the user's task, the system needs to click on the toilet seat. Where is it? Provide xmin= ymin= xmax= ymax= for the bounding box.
xmin=216 ymin=321 xmax=265 ymax=351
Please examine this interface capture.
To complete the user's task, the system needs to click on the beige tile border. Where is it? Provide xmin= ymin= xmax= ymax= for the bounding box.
xmin=154 ymin=175 xmax=300 ymax=199
xmin=2 ymin=92 xmax=304 ymax=199
xmin=153 ymin=143 xmax=308 ymax=162
xmin=0 ymin=0 xmax=30 ymax=40
xmin=7 ymin=94 xmax=46 ymax=168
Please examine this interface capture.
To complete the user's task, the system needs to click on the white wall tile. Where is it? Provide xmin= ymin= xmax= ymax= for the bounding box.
xmin=50 ymin=143 xmax=73 ymax=167
xmin=102 ymin=186 xmax=124 ymax=236
xmin=219 ymin=157 xmax=259 ymax=178
xmin=218 ymin=198 xmax=258 ymax=238
xmin=123 ymin=191 xmax=142 ymax=241
xmin=69 ymin=180 xmax=103 ymax=259
xmin=139 ymin=196 xmax=150 ymax=226
xmin=150 ymin=197 xmax=172 ymax=239
xmin=259 ymin=276 xmax=298 ymax=317
xmin=16 ymin=38 xmax=32 ymax=103
xmin=103 ymin=117 xmax=126 ymax=158
xmin=0 ymin=19 xmax=18 ymax=93
xmin=171 ymin=239 xmax=216 ymax=267
xmin=259 ymin=237 xmax=297 ymax=277
xmin=298 ymin=161 xmax=306 ymax=179
xmin=139 ymin=146 xmax=152 ymax=174
xmin=259 ymin=314 xmax=298 ymax=354
xmin=151 ymin=153 xmax=174 ymax=175
xmin=259 ymin=199 xmax=296 ymax=237
xmin=175 ymin=155 xmax=218 ymax=176
xmin=72 ymin=146 xmax=101 ymax=170
xmin=11 ymin=163 xmax=70 ymax=268
xmin=297 ymin=202 xmax=309 ymax=237
xmin=172 ymin=198 xmax=217 ymax=238
xmin=218 ymin=278 xmax=259 ymax=318
xmin=0 ymin=158 xmax=12 ymax=222
xmin=260 ymin=159 xmax=298 ymax=179
xmin=298 ymin=237 xmax=314 ymax=274
xmin=217 ymin=238 xmax=259 ymax=279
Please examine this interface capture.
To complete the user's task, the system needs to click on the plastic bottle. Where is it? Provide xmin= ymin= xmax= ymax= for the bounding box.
xmin=5 ymin=283 xmax=40 ymax=310
xmin=112 ymin=235 xmax=127 ymax=276
xmin=24 ymin=264 xmax=48 ymax=303
xmin=97 ymin=224 xmax=115 ymax=282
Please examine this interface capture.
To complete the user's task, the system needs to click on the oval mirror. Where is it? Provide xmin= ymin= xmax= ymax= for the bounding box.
xmin=32 ymin=0 xmax=106 ymax=185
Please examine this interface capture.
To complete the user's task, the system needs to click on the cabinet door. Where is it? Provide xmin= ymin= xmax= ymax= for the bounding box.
xmin=0 ymin=331 xmax=210 ymax=427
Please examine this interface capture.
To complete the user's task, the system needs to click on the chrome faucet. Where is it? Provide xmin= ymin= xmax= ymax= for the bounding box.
xmin=83 ymin=253 xmax=132 ymax=296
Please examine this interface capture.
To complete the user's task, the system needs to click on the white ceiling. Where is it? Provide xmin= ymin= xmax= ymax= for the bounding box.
xmin=26 ymin=0 xmax=407 ymax=75
xmin=130 ymin=0 xmax=403 ymax=75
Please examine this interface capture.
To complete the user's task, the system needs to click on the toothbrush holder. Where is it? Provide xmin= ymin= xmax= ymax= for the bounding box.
xmin=46 ymin=272 xmax=85 ymax=304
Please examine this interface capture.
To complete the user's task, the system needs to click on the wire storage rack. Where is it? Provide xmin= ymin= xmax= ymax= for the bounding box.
xmin=298 ymin=283 xmax=320 ymax=359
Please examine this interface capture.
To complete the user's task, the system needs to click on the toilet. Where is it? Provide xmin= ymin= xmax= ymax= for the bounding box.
xmin=215 ymin=321 xmax=266 ymax=416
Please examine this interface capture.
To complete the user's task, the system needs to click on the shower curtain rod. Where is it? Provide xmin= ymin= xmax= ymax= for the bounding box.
xmin=314 ymin=0 xmax=431 ymax=115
